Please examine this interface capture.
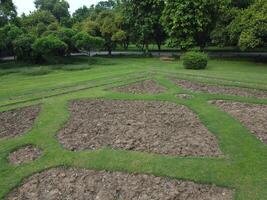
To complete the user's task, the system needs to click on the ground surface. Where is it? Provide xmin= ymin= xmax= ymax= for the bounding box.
xmin=58 ymin=100 xmax=222 ymax=157
xmin=0 ymin=106 xmax=40 ymax=139
xmin=7 ymin=168 xmax=233 ymax=200
xmin=173 ymin=79 xmax=267 ymax=99
xmin=0 ymin=57 xmax=267 ymax=200
xmin=212 ymin=100 xmax=267 ymax=144
xmin=114 ymin=80 xmax=166 ymax=94
xmin=8 ymin=145 xmax=42 ymax=165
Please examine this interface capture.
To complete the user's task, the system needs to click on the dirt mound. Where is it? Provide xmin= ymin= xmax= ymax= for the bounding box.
xmin=7 ymin=168 xmax=233 ymax=200
xmin=58 ymin=100 xmax=222 ymax=157
xmin=8 ymin=145 xmax=42 ymax=165
xmin=173 ymin=79 xmax=267 ymax=99
xmin=114 ymin=80 xmax=167 ymax=94
xmin=211 ymin=100 xmax=267 ymax=144
xmin=0 ymin=106 xmax=40 ymax=139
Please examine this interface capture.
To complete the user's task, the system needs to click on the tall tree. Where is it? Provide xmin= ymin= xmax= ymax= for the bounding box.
xmin=228 ymin=0 xmax=267 ymax=50
xmin=122 ymin=0 xmax=166 ymax=52
xmin=0 ymin=0 xmax=17 ymax=26
xmin=162 ymin=0 xmax=228 ymax=50
xmin=34 ymin=0 xmax=70 ymax=22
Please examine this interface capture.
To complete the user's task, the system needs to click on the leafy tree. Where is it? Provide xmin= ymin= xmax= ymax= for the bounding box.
xmin=96 ymin=10 xmax=126 ymax=55
xmin=32 ymin=35 xmax=68 ymax=61
xmin=35 ymin=22 xmax=47 ymax=36
xmin=75 ymin=18 xmax=100 ymax=36
xmin=34 ymin=0 xmax=70 ymax=21
xmin=21 ymin=10 xmax=57 ymax=28
xmin=228 ymin=0 xmax=267 ymax=50
xmin=231 ymin=0 xmax=254 ymax=8
xmin=0 ymin=24 xmax=23 ymax=55
xmin=13 ymin=34 xmax=36 ymax=61
xmin=72 ymin=32 xmax=104 ymax=56
xmin=72 ymin=6 xmax=91 ymax=23
xmin=0 ymin=0 xmax=17 ymax=26
xmin=57 ymin=27 xmax=77 ymax=54
xmin=122 ymin=0 xmax=166 ymax=52
xmin=161 ymin=0 xmax=228 ymax=50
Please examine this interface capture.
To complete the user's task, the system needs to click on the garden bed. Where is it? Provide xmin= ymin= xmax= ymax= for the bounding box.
xmin=114 ymin=80 xmax=167 ymax=94
xmin=173 ymin=79 xmax=267 ymax=99
xmin=211 ymin=100 xmax=267 ymax=144
xmin=7 ymin=168 xmax=233 ymax=200
xmin=0 ymin=106 xmax=40 ymax=139
xmin=8 ymin=145 xmax=42 ymax=165
xmin=57 ymin=100 xmax=222 ymax=157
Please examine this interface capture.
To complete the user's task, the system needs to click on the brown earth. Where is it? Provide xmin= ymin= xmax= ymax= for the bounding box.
xmin=173 ymin=79 xmax=267 ymax=99
xmin=211 ymin=100 xmax=267 ymax=144
xmin=0 ymin=106 xmax=40 ymax=139
xmin=8 ymin=145 xmax=42 ymax=165
xmin=114 ymin=80 xmax=167 ymax=94
xmin=6 ymin=168 xmax=233 ymax=200
xmin=57 ymin=100 xmax=222 ymax=157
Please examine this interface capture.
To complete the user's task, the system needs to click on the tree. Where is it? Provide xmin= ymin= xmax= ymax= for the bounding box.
xmin=72 ymin=32 xmax=104 ymax=56
xmin=21 ymin=10 xmax=57 ymax=28
xmin=161 ymin=0 xmax=228 ymax=50
xmin=57 ymin=27 xmax=77 ymax=54
xmin=96 ymin=10 xmax=126 ymax=55
xmin=122 ymin=0 xmax=166 ymax=52
xmin=32 ymin=35 xmax=68 ymax=61
xmin=0 ymin=0 xmax=17 ymax=26
xmin=0 ymin=24 xmax=23 ymax=56
xmin=72 ymin=6 xmax=91 ymax=23
xmin=13 ymin=34 xmax=36 ymax=61
xmin=231 ymin=0 xmax=254 ymax=8
xmin=228 ymin=0 xmax=267 ymax=50
xmin=34 ymin=0 xmax=70 ymax=22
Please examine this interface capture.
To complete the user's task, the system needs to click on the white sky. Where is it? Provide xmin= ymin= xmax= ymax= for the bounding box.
xmin=13 ymin=0 xmax=101 ymax=15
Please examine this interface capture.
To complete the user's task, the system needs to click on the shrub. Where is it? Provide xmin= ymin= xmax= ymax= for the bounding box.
xmin=182 ymin=51 xmax=208 ymax=70
xmin=32 ymin=35 xmax=68 ymax=62
xmin=13 ymin=34 xmax=36 ymax=61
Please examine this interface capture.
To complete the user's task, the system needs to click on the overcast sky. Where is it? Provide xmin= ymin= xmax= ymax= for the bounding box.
xmin=13 ymin=0 xmax=101 ymax=15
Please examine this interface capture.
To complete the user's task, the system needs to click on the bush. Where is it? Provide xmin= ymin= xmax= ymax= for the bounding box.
xmin=13 ymin=34 xmax=36 ymax=61
xmin=182 ymin=51 xmax=208 ymax=70
xmin=32 ymin=35 xmax=68 ymax=63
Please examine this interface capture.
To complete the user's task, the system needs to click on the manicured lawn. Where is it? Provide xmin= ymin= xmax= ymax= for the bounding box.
xmin=0 ymin=56 xmax=267 ymax=199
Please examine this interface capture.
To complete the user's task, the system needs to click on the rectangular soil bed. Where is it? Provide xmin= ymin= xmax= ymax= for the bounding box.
xmin=173 ymin=79 xmax=267 ymax=99
xmin=57 ymin=100 xmax=222 ymax=157
xmin=211 ymin=100 xmax=267 ymax=144
xmin=7 ymin=168 xmax=233 ymax=200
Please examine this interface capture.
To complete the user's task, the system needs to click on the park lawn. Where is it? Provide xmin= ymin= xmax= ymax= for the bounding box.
xmin=0 ymin=56 xmax=267 ymax=199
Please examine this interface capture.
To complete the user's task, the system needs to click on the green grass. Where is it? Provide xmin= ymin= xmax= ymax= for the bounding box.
xmin=0 ymin=56 xmax=267 ymax=199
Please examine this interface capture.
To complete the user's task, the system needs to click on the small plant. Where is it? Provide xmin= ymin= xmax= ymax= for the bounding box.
xmin=21 ymin=66 xmax=51 ymax=76
xmin=182 ymin=51 xmax=208 ymax=70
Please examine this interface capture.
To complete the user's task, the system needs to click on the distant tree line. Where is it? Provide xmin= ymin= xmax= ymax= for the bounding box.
xmin=0 ymin=0 xmax=266 ymax=62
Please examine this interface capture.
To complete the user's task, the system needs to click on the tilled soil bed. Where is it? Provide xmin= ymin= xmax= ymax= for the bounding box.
xmin=114 ymin=80 xmax=167 ymax=94
xmin=211 ymin=100 xmax=267 ymax=144
xmin=58 ymin=100 xmax=222 ymax=157
xmin=173 ymin=79 xmax=267 ymax=99
xmin=6 ymin=168 xmax=233 ymax=200
xmin=0 ymin=106 xmax=40 ymax=139
xmin=8 ymin=145 xmax=42 ymax=165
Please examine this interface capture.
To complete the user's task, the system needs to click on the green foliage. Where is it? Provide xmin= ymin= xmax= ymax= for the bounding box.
xmin=32 ymin=35 xmax=68 ymax=62
xmin=0 ymin=0 xmax=17 ymax=26
xmin=21 ymin=10 xmax=57 ymax=28
xmin=122 ymin=0 xmax=166 ymax=52
xmin=13 ymin=34 xmax=36 ymax=61
xmin=34 ymin=0 xmax=70 ymax=21
xmin=182 ymin=51 xmax=208 ymax=70
xmin=228 ymin=0 xmax=267 ymax=50
xmin=57 ymin=28 xmax=77 ymax=54
xmin=162 ymin=0 xmax=228 ymax=50
xmin=72 ymin=32 xmax=104 ymax=54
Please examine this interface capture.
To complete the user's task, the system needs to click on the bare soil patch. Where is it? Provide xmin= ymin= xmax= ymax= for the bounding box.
xmin=211 ymin=100 xmax=267 ymax=144
xmin=58 ymin=100 xmax=222 ymax=157
xmin=0 ymin=106 xmax=40 ymax=139
xmin=173 ymin=79 xmax=267 ymax=99
xmin=114 ymin=80 xmax=167 ymax=94
xmin=7 ymin=168 xmax=233 ymax=200
xmin=8 ymin=145 xmax=42 ymax=165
